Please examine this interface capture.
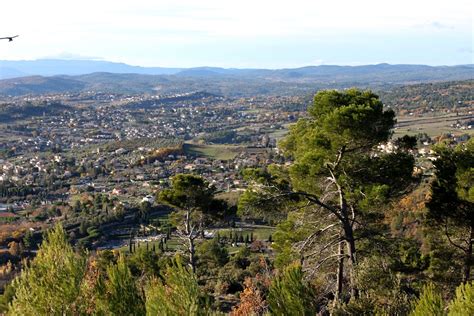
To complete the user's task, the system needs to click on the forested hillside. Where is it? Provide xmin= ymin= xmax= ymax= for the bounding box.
xmin=378 ymin=80 xmax=474 ymax=112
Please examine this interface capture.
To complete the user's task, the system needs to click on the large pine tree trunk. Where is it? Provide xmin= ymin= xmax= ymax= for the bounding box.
xmin=337 ymin=183 xmax=359 ymax=300
xmin=343 ymin=221 xmax=358 ymax=299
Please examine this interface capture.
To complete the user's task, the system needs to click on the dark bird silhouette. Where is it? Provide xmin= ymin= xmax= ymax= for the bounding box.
xmin=0 ymin=35 xmax=19 ymax=42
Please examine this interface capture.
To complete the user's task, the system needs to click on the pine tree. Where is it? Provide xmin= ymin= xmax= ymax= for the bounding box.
xmin=448 ymin=281 xmax=474 ymax=316
xmin=268 ymin=263 xmax=319 ymax=315
xmin=145 ymin=257 xmax=208 ymax=315
xmin=97 ymin=256 xmax=145 ymax=315
xmin=8 ymin=224 xmax=86 ymax=315
xmin=411 ymin=283 xmax=445 ymax=316
xmin=427 ymin=139 xmax=474 ymax=282
xmin=243 ymin=89 xmax=413 ymax=302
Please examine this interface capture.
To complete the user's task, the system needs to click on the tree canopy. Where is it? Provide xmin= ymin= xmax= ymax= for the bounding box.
xmin=159 ymin=174 xmax=228 ymax=273
xmin=243 ymin=88 xmax=415 ymax=303
xmin=427 ymin=139 xmax=474 ymax=282
xmin=8 ymin=225 xmax=86 ymax=315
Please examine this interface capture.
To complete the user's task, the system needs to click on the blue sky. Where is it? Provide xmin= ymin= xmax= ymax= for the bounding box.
xmin=0 ymin=0 xmax=472 ymax=68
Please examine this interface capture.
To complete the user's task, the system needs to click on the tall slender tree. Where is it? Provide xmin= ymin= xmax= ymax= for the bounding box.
xmin=242 ymin=89 xmax=415 ymax=302
xmin=159 ymin=174 xmax=227 ymax=273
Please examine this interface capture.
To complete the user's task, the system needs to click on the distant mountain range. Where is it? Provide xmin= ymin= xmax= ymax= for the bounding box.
xmin=0 ymin=59 xmax=182 ymax=78
xmin=0 ymin=59 xmax=472 ymax=96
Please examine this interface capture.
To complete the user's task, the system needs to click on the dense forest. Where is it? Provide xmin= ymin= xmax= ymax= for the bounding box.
xmin=0 ymin=89 xmax=472 ymax=315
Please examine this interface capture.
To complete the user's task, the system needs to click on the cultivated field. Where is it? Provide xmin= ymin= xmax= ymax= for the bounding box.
xmin=394 ymin=113 xmax=473 ymax=137
xmin=183 ymin=143 xmax=243 ymax=160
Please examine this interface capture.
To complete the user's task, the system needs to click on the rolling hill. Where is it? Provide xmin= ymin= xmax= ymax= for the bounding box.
xmin=0 ymin=60 xmax=472 ymax=97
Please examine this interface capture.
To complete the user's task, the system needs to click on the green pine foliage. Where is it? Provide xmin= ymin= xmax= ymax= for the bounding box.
xmin=96 ymin=255 xmax=145 ymax=315
xmin=410 ymin=283 xmax=445 ymax=316
xmin=8 ymin=224 xmax=86 ymax=315
xmin=0 ymin=284 xmax=16 ymax=313
xmin=427 ymin=139 xmax=474 ymax=283
xmin=145 ymin=257 xmax=209 ymax=316
xmin=197 ymin=237 xmax=229 ymax=278
xmin=267 ymin=263 xmax=319 ymax=315
xmin=448 ymin=282 xmax=474 ymax=316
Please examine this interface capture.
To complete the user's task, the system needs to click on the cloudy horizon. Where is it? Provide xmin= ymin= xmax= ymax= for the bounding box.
xmin=0 ymin=0 xmax=472 ymax=68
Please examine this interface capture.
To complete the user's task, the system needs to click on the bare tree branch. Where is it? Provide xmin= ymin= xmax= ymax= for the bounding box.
xmin=314 ymin=253 xmax=347 ymax=270
xmin=445 ymin=220 xmax=468 ymax=253
xmin=298 ymin=223 xmax=339 ymax=252
xmin=303 ymin=237 xmax=345 ymax=259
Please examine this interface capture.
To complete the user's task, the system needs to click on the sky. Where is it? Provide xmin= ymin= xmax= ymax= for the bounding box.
xmin=0 ymin=0 xmax=472 ymax=68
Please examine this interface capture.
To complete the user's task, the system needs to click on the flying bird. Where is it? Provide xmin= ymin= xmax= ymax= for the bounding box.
xmin=0 ymin=35 xmax=19 ymax=42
